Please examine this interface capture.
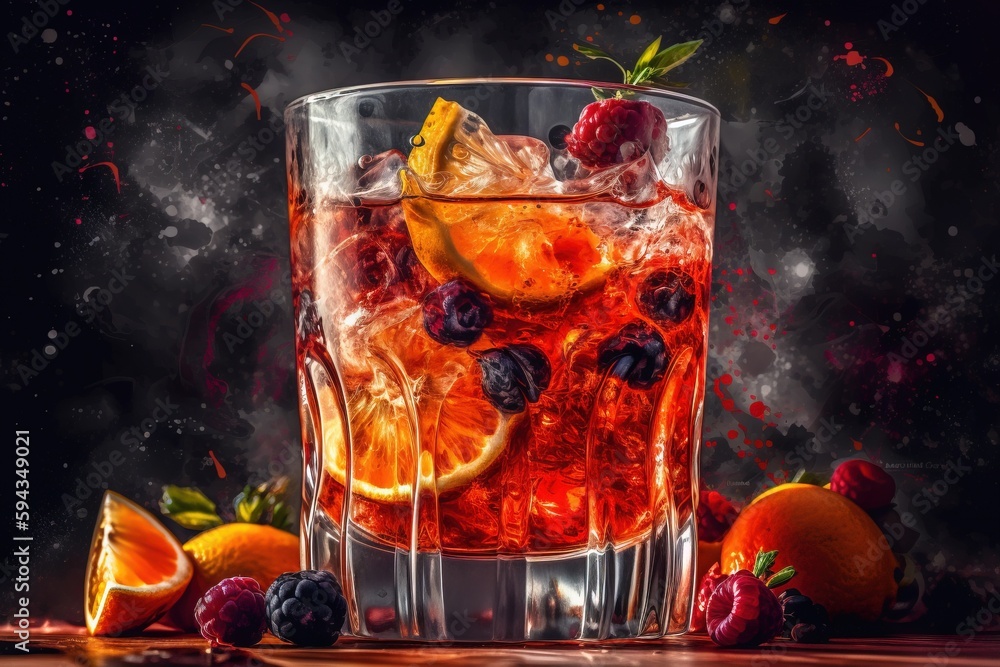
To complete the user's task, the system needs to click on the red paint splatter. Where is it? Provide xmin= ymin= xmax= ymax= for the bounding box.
xmin=852 ymin=439 xmax=863 ymax=451
xmin=894 ymin=122 xmax=925 ymax=147
xmin=749 ymin=401 xmax=767 ymax=419
xmin=912 ymin=84 xmax=945 ymax=122
xmin=769 ymin=13 xmax=787 ymax=25
xmin=208 ymin=450 xmax=227 ymax=478
xmin=201 ymin=23 xmax=235 ymax=34
xmin=248 ymin=1 xmax=285 ymax=33
xmin=84 ymin=126 xmax=96 ymax=140
xmin=241 ymin=82 xmax=262 ymax=120
xmin=872 ymin=56 xmax=894 ymax=77
xmin=713 ymin=374 xmax=736 ymax=412
xmin=833 ymin=47 xmax=865 ymax=68
xmin=728 ymin=202 xmax=737 ymax=210
xmin=78 ymin=161 xmax=120 ymax=193
xmin=280 ymin=12 xmax=291 ymax=22
xmin=234 ymin=33 xmax=285 ymax=58
xmin=854 ymin=127 xmax=872 ymax=142
xmin=767 ymin=268 xmax=777 ymax=275
xmin=727 ymin=429 xmax=739 ymax=439
xmin=926 ymin=353 xmax=935 ymax=362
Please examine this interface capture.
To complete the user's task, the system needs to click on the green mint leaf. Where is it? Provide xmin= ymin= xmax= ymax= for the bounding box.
xmin=574 ymin=43 xmax=629 ymax=82
xmin=650 ymin=39 xmax=703 ymax=73
xmin=159 ymin=485 xmax=223 ymax=530
xmin=752 ymin=548 xmax=780 ymax=578
xmin=270 ymin=501 xmax=293 ymax=532
xmin=790 ymin=469 xmax=830 ymax=486
xmin=766 ymin=566 xmax=797 ymax=588
xmin=234 ymin=484 xmax=266 ymax=523
xmin=591 ymin=86 xmax=609 ymax=100
xmin=634 ymin=36 xmax=663 ymax=73
xmin=631 ymin=66 xmax=655 ymax=86
xmin=574 ymin=43 xmax=614 ymax=60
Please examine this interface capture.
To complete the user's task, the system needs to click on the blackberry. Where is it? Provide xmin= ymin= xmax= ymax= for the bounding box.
xmin=265 ymin=570 xmax=348 ymax=647
xmin=779 ymin=591 xmax=830 ymax=643
xmin=194 ymin=576 xmax=267 ymax=647
xmin=597 ymin=320 xmax=669 ymax=389
xmin=422 ymin=280 xmax=493 ymax=347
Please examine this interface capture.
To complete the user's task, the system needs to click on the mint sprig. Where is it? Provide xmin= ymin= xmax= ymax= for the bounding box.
xmin=752 ymin=547 xmax=798 ymax=589
xmin=159 ymin=485 xmax=224 ymax=530
xmin=159 ymin=475 xmax=294 ymax=533
xmin=574 ymin=36 xmax=703 ymax=99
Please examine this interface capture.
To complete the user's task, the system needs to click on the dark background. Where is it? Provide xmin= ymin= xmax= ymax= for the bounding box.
xmin=1 ymin=0 xmax=998 ymax=625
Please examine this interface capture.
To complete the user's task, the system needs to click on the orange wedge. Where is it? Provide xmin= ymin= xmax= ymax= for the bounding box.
xmin=318 ymin=332 xmax=515 ymax=503
xmin=85 ymin=491 xmax=193 ymax=636
xmin=402 ymin=98 xmax=613 ymax=303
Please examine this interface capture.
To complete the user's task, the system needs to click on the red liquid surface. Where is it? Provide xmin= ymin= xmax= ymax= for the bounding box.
xmin=292 ymin=189 xmax=711 ymax=557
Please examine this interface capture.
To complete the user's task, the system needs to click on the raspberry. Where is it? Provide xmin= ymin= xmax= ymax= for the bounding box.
xmin=422 ymin=279 xmax=493 ymax=347
xmin=691 ymin=563 xmax=729 ymax=632
xmin=265 ymin=570 xmax=348 ymax=647
xmin=194 ymin=576 xmax=267 ymax=648
xmin=565 ymin=98 xmax=667 ymax=168
xmin=830 ymin=459 xmax=896 ymax=510
xmin=706 ymin=571 xmax=783 ymax=647
xmin=697 ymin=489 xmax=738 ymax=542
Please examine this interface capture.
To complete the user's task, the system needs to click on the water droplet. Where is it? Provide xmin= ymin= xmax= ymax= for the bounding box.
xmin=548 ymin=124 xmax=571 ymax=149
xmin=410 ymin=134 xmax=425 ymax=147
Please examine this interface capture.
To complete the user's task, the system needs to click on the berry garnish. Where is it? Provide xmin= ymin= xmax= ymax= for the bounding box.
xmin=564 ymin=37 xmax=703 ymax=168
xmin=265 ymin=570 xmax=348 ymax=647
xmin=706 ymin=572 xmax=784 ymax=647
xmin=422 ymin=279 xmax=493 ymax=347
xmin=638 ymin=269 xmax=696 ymax=325
xmin=565 ymin=98 xmax=667 ymax=168
xmin=830 ymin=459 xmax=896 ymax=510
xmin=194 ymin=576 xmax=267 ymax=648
xmin=697 ymin=489 xmax=738 ymax=542
xmin=597 ymin=320 xmax=669 ymax=389
xmin=705 ymin=549 xmax=797 ymax=648
xmin=477 ymin=344 xmax=551 ymax=414
xmin=691 ymin=562 xmax=729 ymax=632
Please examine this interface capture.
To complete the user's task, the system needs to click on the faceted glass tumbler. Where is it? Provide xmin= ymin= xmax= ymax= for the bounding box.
xmin=286 ymin=79 xmax=719 ymax=641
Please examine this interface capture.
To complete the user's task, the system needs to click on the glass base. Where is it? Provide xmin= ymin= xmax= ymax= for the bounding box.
xmin=306 ymin=511 xmax=695 ymax=641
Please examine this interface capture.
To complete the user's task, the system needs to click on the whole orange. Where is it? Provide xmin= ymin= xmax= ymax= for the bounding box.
xmin=720 ymin=483 xmax=897 ymax=622
xmin=164 ymin=523 xmax=300 ymax=631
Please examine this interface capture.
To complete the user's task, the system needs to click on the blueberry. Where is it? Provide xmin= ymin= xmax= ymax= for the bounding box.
xmin=597 ymin=321 xmax=669 ymax=389
xmin=637 ymin=270 xmax=696 ymax=325
xmin=478 ymin=349 xmax=527 ymax=413
xmin=504 ymin=344 xmax=551 ymax=402
xmin=422 ymin=280 xmax=493 ymax=347
xmin=477 ymin=344 xmax=551 ymax=414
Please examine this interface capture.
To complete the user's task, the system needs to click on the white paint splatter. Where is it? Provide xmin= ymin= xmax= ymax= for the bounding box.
xmin=159 ymin=225 xmax=178 ymax=238
xmin=956 ymin=122 xmax=975 ymax=146
xmin=41 ymin=29 xmax=57 ymax=43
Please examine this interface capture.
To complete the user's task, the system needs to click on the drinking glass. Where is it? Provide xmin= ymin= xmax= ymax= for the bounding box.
xmin=286 ymin=79 xmax=718 ymax=641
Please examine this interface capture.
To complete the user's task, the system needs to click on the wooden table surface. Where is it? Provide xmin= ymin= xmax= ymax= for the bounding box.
xmin=5 ymin=629 xmax=1000 ymax=666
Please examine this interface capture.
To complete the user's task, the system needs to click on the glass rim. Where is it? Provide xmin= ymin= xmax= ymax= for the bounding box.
xmin=284 ymin=77 xmax=720 ymax=117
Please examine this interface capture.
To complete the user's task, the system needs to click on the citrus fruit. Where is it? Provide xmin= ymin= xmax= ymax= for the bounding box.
xmin=166 ymin=522 xmax=299 ymax=631
xmin=85 ymin=491 xmax=193 ymax=636
xmin=720 ymin=483 xmax=897 ymax=622
xmin=319 ymin=354 xmax=516 ymax=503
xmin=401 ymin=98 xmax=613 ymax=303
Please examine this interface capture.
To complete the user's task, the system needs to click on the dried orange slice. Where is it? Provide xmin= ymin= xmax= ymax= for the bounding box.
xmin=402 ymin=98 xmax=613 ymax=303
xmin=316 ymin=341 xmax=514 ymax=503
xmin=85 ymin=491 xmax=193 ymax=636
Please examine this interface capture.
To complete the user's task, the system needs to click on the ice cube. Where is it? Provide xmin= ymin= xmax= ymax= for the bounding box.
xmin=353 ymin=149 xmax=407 ymax=203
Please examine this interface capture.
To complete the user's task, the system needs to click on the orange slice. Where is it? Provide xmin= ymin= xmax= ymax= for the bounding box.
xmin=318 ymin=348 xmax=515 ymax=503
xmin=402 ymin=98 xmax=614 ymax=303
xmin=85 ymin=491 xmax=193 ymax=636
